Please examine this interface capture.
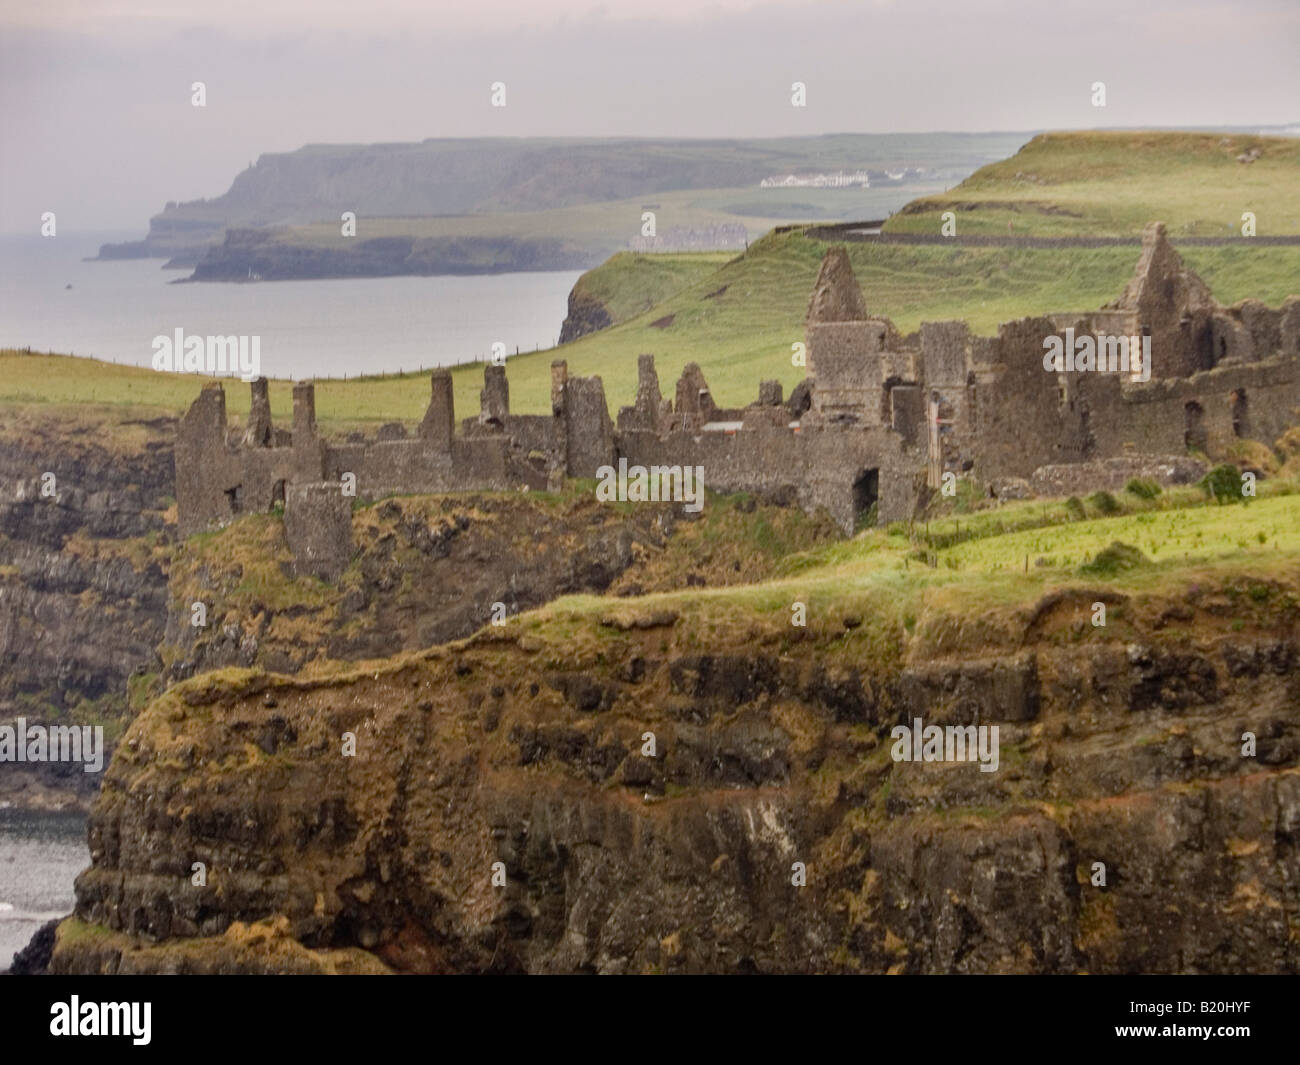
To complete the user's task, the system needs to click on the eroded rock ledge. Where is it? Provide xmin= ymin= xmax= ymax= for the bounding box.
xmin=54 ymin=576 xmax=1300 ymax=974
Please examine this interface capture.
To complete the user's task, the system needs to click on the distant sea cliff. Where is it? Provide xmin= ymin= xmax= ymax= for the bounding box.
xmin=177 ymin=228 xmax=595 ymax=282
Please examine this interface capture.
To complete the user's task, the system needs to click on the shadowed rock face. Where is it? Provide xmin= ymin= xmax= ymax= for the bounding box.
xmin=57 ymin=577 xmax=1300 ymax=974
xmin=0 ymin=414 xmax=174 ymax=810
xmin=161 ymin=494 xmax=698 ymax=684
xmin=558 ymin=287 xmax=613 ymax=344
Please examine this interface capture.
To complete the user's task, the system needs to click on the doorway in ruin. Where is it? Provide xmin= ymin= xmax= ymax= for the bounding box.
xmin=224 ymin=484 xmax=244 ymax=515
xmin=1184 ymin=401 xmax=1207 ymax=453
xmin=1230 ymin=390 xmax=1249 ymax=438
xmin=852 ymin=468 xmax=879 ymax=528
xmin=271 ymin=479 xmax=286 ymax=508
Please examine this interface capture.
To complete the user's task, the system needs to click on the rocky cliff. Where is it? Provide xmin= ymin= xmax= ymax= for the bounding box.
xmin=184 ymin=229 xmax=595 ymax=282
xmin=0 ymin=399 xmax=832 ymax=813
xmin=52 ymin=565 xmax=1300 ymax=974
xmin=558 ymin=287 xmax=614 ymax=344
xmin=0 ymin=408 xmax=174 ymax=810
xmin=161 ymin=491 xmax=832 ymax=682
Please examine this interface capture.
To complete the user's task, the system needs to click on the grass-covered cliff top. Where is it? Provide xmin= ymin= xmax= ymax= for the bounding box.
xmin=884 ymin=131 xmax=1300 ymax=237
xmin=141 ymin=478 xmax=1300 ymax=733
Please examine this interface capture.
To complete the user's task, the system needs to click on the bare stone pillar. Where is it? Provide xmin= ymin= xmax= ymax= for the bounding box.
xmin=292 ymin=381 xmax=325 ymax=479
xmin=551 ymin=360 xmax=568 ymax=415
xmin=293 ymin=381 xmax=317 ymax=440
xmin=244 ymin=377 xmax=273 ymax=447
xmin=480 ymin=365 xmax=509 ymax=426
xmin=563 ymin=376 xmax=615 ymax=477
xmin=636 ymin=354 xmax=662 ymax=421
xmin=419 ymin=370 xmax=455 ymax=450
xmin=549 ymin=360 xmax=568 ymax=491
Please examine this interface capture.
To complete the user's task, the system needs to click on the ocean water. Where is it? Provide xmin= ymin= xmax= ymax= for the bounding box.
xmin=0 ymin=233 xmax=583 ymax=380
xmin=0 ymin=808 xmax=87 ymax=972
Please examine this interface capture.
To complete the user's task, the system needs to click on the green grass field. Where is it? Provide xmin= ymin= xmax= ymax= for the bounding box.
xmin=279 ymin=184 xmax=939 ymax=262
xmin=500 ymin=482 xmax=1300 ymax=672
xmin=5 ymin=235 xmax=1298 ymax=429
xmin=884 ymin=131 xmax=1300 ymax=237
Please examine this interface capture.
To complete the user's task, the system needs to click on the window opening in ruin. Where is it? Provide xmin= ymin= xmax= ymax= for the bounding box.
xmin=225 ymin=484 xmax=244 ymax=515
xmin=852 ymin=468 xmax=879 ymax=528
xmin=1230 ymin=390 xmax=1248 ymax=438
xmin=1184 ymin=401 xmax=1207 ymax=453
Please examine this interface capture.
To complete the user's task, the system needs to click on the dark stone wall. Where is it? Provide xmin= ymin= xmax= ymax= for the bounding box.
xmin=619 ymin=423 xmax=917 ymax=532
xmin=284 ymin=482 xmax=352 ymax=580
xmin=972 ymin=317 xmax=1086 ymax=480
xmin=565 ymin=377 xmax=616 ymax=477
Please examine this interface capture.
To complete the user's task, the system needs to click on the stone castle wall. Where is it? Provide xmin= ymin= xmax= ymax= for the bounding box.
xmin=175 ymin=222 xmax=1300 ymax=559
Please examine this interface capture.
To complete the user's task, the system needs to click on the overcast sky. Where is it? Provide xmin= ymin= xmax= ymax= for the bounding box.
xmin=1 ymin=0 xmax=1296 ymax=233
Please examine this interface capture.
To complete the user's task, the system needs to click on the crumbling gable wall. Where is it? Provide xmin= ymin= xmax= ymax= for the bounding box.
xmin=176 ymin=381 xmax=300 ymax=537
xmin=617 ymin=354 xmax=667 ymax=433
xmin=672 ymin=362 xmax=719 ymax=431
xmin=176 ymin=384 xmax=238 ymax=537
xmin=803 ymin=245 xmax=902 ymax=428
xmin=1106 ymin=222 xmax=1216 ymax=379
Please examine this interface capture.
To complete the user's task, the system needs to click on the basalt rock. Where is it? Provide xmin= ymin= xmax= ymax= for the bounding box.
xmin=55 ymin=578 xmax=1300 ymax=974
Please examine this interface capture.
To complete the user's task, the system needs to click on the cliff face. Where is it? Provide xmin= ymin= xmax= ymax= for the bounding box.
xmin=162 ymin=494 xmax=691 ymax=682
xmin=0 ymin=410 xmax=174 ymax=810
xmin=162 ymin=491 xmax=836 ymax=682
xmin=185 ymin=229 xmax=595 ymax=282
xmin=55 ymin=574 xmax=1300 ymax=974
xmin=558 ymin=287 xmax=613 ymax=344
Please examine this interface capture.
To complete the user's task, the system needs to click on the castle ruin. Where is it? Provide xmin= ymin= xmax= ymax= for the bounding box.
xmin=176 ymin=222 xmax=1300 ymax=571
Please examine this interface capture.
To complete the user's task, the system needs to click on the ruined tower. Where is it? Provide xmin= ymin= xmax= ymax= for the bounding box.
xmin=803 ymin=246 xmax=892 ymax=426
xmin=418 ymin=370 xmax=455 ymax=450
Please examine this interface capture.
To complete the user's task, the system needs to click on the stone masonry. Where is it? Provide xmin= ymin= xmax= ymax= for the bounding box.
xmin=175 ymin=221 xmax=1300 ymax=563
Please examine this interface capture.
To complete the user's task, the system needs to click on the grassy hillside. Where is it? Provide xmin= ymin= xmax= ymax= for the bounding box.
xmin=113 ymin=132 xmax=1024 ymax=265
xmin=506 ymin=480 xmax=1300 ymax=678
xmin=884 ymin=131 xmax=1300 ymax=237
xmin=15 ymin=130 xmax=1300 ymax=426
xmin=5 ymin=237 xmax=1300 ymax=428
xmin=564 ymin=251 xmax=734 ymax=326
xmin=258 ymin=184 xmax=948 ymax=273
xmin=164 ymin=133 xmax=1027 ymax=226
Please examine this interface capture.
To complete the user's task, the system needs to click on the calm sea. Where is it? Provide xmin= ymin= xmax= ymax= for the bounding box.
xmin=0 ymin=808 xmax=86 ymax=972
xmin=0 ymin=232 xmax=582 ymax=380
